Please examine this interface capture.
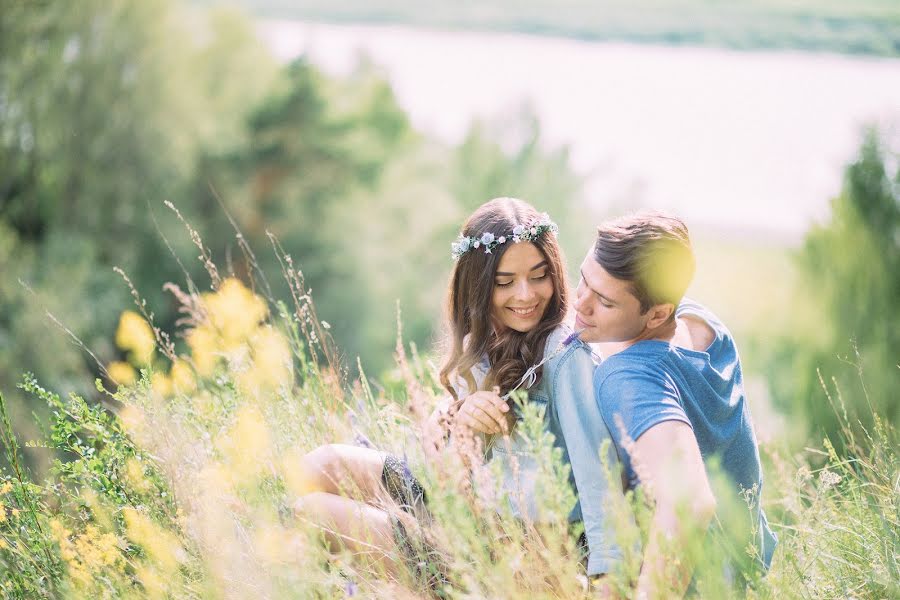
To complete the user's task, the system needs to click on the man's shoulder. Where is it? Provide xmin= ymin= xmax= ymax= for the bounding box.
xmin=593 ymin=351 xmax=667 ymax=395
xmin=677 ymin=298 xmax=732 ymax=340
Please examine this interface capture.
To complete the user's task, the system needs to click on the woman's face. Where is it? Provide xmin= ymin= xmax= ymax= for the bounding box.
xmin=491 ymin=242 xmax=555 ymax=333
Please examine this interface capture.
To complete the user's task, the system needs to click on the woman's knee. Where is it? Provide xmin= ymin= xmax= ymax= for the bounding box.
xmin=302 ymin=444 xmax=346 ymax=494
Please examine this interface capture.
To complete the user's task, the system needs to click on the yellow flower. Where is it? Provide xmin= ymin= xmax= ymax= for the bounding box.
xmin=236 ymin=326 xmax=293 ymax=399
xmin=170 ymin=359 xmax=196 ymax=394
xmin=115 ymin=310 xmax=156 ymax=365
xmin=123 ymin=507 xmax=184 ymax=575
xmin=118 ymin=405 xmax=145 ymax=431
xmin=107 ymin=361 xmax=136 ymax=387
xmin=124 ymin=458 xmax=151 ymax=492
xmin=186 ymin=324 xmax=218 ymax=377
xmin=0 ymin=481 xmax=11 ymax=495
xmin=151 ymin=372 xmax=172 ymax=398
xmin=218 ymin=405 xmax=272 ymax=480
xmin=202 ymin=278 xmax=268 ymax=347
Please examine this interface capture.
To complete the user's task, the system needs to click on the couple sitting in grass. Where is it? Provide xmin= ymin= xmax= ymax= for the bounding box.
xmin=293 ymin=197 xmax=776 ymax=597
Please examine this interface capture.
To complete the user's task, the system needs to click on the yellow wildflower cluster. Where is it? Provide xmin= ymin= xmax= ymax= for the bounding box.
xmin=218 ymin=405 xmax=273 ymax=480
xmin=108 ymin=278 xmax=292 ymax=399
xmin=187 ymin=278 xmax=269 ymax=377
xmin=150 ymin=359 xmax=196 ymax=398
xmin=123 ymin=507 xmax=185 ymax=585
xmin=107 ymin=360 xmax=137 ymax=386
xmin=116 ymin=310 xmax=156 ymax=366
xmin=50 ymin=519 xmax=122 ymax=589
xmin=236 ymin=325 xmax=293 ymax=399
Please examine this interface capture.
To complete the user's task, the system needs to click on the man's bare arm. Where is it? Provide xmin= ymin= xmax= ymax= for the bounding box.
xmin=632 ymin=421 xmax=717 ymax=599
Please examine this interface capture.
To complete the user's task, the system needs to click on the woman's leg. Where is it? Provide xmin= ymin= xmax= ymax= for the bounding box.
xmin=300 ymin=443 xmax=388 ymax=502
xmin=293 ymin=491 xmax=408 ymax=578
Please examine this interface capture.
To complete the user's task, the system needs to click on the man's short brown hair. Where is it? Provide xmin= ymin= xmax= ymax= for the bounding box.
xmin=593 ymin=212 xmax=695 ymax=314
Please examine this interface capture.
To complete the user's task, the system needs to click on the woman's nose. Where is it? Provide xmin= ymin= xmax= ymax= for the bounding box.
xmin=514 ymin=279 xmax=534 ymax=300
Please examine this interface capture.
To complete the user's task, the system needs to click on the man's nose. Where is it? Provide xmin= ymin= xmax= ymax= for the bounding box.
xmin=573 ymin=282 xmax=588 ymax=313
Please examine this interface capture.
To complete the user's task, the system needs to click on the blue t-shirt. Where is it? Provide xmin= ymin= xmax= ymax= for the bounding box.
xmin=594 ymin=299 xmax=777 ymax=570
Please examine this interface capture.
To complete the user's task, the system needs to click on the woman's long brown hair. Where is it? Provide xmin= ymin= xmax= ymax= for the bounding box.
xmin=439 ymin=198 xmax=569 ymax=406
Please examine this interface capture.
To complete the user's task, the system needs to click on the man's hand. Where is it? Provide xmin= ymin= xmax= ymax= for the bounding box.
xmin=454 ymin=390 xmax=513 ymax=435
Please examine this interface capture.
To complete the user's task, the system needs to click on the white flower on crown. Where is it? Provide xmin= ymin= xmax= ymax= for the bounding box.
xmin=450 ymin=213 xmax=559 ymax=261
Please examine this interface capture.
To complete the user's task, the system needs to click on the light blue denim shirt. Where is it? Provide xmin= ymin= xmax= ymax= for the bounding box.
xmin=475 ymin=325 xmax=628 ymax=576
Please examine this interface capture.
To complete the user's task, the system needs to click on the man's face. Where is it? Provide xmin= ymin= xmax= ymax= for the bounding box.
xmin=573 ymin=251 xmax=652 ymax=343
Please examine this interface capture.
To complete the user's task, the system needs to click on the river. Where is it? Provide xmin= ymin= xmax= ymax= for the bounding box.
xmin=258 ymin=20 xmax=900 ymax=239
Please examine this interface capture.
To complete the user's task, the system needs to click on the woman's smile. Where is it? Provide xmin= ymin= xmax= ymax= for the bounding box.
xmin=508 ymin=305 xmax=539 ymax=318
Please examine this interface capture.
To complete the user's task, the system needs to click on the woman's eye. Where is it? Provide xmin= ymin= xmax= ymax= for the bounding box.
xmin=495 ymin=280 xmax=513 ymax=287
xmin=531 ymin=272 xmax=548 ymax=281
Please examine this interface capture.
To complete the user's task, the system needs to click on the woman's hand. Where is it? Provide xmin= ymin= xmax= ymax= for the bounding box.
xmin=454 ymin=390 xmax=513 ymax=436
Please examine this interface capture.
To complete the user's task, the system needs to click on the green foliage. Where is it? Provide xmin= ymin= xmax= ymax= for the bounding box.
xmin=1 ymin=224 xmax=897 ymax=597
xmin=0 ymin=1 xmax=591 ymax=452
xmin=768 ymin=131 xmax=899 ymax=442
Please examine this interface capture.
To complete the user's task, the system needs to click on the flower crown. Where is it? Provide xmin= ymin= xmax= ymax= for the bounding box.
xmin=451 ymin=213 xmax=559 ymax=261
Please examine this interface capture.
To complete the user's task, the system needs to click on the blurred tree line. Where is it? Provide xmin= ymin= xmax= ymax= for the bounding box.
xmin=1 ymin=0 xmax=895 ymax=457
xmin=768 ymin=131 xmax=899 ymax=443
xmin=0 ymin=0 xmax=592 ymax=442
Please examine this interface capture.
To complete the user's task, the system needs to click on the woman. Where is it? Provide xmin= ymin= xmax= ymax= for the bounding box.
xmin=294 ymin=198 xmax=622 ymax=589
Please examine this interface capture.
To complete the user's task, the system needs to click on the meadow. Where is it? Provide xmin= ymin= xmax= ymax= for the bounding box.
xmin=0 ymin=213 xmax=896 ymax=598
xmin=1 ymin=2 xmax=897 ymax=597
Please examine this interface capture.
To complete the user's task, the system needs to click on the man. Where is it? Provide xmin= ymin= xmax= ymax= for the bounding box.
xmin=573 ymin=212 xmax=777 ymax=596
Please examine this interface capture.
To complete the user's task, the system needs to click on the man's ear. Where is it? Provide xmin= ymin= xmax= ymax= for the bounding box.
xmin=646 ymin=303 xmax=675 ymax=330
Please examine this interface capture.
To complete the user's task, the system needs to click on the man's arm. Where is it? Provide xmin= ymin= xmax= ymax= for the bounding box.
xmin=632 ymin=421 xmax=716 ymax=599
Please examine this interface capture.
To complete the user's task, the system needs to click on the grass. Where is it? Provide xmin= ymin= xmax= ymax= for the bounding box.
xmin=0 ymin=213 xmax=896 ymax=599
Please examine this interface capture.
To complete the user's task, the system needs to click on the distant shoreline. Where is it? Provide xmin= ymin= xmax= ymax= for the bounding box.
xmin=224 ymin=0 xmax=900 ymax=58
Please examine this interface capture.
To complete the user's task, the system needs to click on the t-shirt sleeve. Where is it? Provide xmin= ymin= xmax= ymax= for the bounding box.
xmin=596 ymin=365 xmax=692 ymax=447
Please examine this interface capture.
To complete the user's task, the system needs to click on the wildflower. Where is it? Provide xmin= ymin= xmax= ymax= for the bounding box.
xmin=151 ymin=372 xmax=172 ymax=397
xmin=201 ymin=278 xmax=268 ymax=347
xmin=0 ymin=481 xmax=12 ymax=495
xmin=115 ymin=310 xmax=156 ymax=365
xmin=118 ymin=405 xmax=145 ymax=431
xmin=236 ymin=326 xmax=293 ymax=399
xmin=107 ymin=361 xmax=137 ymax=386
xmin=186 ymin=325 xmax=218 ymax=377
xmin=123 ymin=507 xmax=184 ymax=574
xmin=218 ymin=406 xmax=273 ymax=479
xmin=125 ymin=458 xmax=151 ymax=492
xmin=820 ymin=469 xmax=842 ymax=488
xmin=169 ymin=359 xmax=196 ymax=394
